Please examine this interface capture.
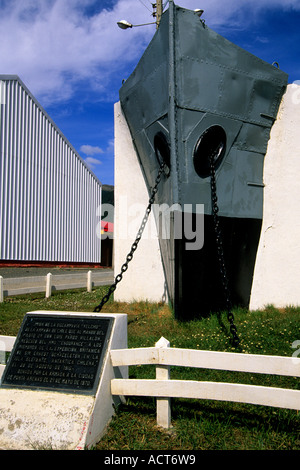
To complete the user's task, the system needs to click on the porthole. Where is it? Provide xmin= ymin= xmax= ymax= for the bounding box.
xmin=154 ymin=132 xmax=170 ymax=177
xmin=193 ymin=125 xmax=226 ymax=178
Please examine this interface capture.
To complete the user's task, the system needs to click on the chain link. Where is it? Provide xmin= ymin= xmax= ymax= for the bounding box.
xmin=210 ymin=152 xmax=240 ymax=347
xmin=94 ymin=147 xmax=240 ymax=347
xmin=93 ymin=162 xmax=166 ymax=313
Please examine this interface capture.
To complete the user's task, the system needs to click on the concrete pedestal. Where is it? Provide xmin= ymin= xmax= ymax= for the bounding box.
xmin=114 ymin=84 xmax=300 ymax=312
xmin=114 ymin=102 xmax=166 ymax=303
xmin=250 ymin=84 xmax=300 ymax=310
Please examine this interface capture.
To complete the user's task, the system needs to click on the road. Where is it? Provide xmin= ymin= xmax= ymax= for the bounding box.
xmin=0 ymin=266 xmax=113 ymax=280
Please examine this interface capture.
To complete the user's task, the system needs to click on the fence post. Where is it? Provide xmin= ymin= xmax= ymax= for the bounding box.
xmin=87 ymin=270 xmax=92 ymax=293
xmin=45 ymin=273 xmax=52 ymax=298
xmin=0 ymin=338 xmax=5 ymax=365
xmin=0 ymin=276 xmax=3 ymax=303
xmin=155 ymin=336 xmax=171 ymax=429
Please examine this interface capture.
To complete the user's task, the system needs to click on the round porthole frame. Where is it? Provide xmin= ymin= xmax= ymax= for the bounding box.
xmin=154 ymin=132 xmax=171 ymax=177
xmin=193 ymin=125 xmax=227 ymax=178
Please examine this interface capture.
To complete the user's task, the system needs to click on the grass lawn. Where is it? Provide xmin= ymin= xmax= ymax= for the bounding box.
xmin=0 ymin=286 xmax=299 ymax=450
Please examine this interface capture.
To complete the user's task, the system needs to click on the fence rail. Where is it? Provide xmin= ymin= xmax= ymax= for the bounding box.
xmin=110 ymin=337 xmax=300 ymax=428
xmin=0 ymin=270 xmax=114 ymax=302
xmin=1 ymin=334 xmax=299 ymax=430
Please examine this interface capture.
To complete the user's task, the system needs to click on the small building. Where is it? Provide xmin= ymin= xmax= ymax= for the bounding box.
xmin=0 ymin=75 xmax=102 ymax=266
xmin=101 ymin=185 xmax=114 ymax=267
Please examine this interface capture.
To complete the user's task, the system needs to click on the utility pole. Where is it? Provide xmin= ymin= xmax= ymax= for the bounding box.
xmin=156 ymin=0 xmax=163 ymax=28
xmin=153 ymin=0 xmax=163 ymax=29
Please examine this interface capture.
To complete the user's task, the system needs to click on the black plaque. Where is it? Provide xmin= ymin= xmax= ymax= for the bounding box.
xmin=0 ymin=314 xmax=114 ymax=395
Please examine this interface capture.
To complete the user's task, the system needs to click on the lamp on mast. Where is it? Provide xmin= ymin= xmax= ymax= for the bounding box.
xmin=117 ymin=0 xmax=163 ymax=30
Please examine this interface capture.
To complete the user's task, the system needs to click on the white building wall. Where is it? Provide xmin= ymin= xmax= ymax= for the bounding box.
xmin=0 ymin=76 xmax=101 ymax=263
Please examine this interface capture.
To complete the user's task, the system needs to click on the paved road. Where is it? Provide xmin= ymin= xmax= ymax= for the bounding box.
xmin=0 ymin=266 xmax=113 ymax=279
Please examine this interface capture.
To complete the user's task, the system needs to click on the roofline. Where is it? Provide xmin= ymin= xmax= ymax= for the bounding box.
xmin=0 ymin=74 xmax=102 ymax=187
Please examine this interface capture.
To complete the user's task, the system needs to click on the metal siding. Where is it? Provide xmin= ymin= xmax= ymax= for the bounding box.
xmin=0 ymin=77 xmax=102 ymax=263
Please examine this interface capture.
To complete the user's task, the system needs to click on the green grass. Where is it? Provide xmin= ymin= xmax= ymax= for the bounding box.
xmin=0 ymin=287 xmax=299 ymax=450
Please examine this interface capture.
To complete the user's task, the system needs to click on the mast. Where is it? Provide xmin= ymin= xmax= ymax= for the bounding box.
xmin=156 ymin=0 xmax=163 ymax=28
xmin=153 ymin=0 xmax=163 ymax=29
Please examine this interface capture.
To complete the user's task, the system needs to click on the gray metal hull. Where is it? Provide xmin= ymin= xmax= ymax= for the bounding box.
xmin=119 ymin=3 xmax=288 ymax=318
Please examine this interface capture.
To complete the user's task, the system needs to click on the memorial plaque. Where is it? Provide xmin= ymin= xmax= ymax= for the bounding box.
xmin=1 ymin=314 xmax=114 ymax=395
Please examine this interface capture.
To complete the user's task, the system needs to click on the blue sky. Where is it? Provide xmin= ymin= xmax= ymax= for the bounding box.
xmin=0 ymin=0 xmax=299 ymax=186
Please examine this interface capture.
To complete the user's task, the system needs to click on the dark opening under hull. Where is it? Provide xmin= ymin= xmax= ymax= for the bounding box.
xmin=173 ymin=215 xmax=262 ymax=320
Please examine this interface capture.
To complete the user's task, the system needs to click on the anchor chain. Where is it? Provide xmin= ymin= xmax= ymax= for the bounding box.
xmin=94 ymin=162 xmax=166 ymax=313
xmin=210 ymin=152 xmax=240 ymax=347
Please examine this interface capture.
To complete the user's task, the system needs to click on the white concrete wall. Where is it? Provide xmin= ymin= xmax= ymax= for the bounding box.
xmin=250 ymin=84 xmax=300 ymax=310
xmin=113 ymin=102 xmax=167 ymax=303
xmin=114 ymin=83 xmax=300 ymax=311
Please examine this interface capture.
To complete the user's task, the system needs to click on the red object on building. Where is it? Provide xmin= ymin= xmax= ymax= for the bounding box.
xmin=101 ymin=221 xmax=114 ymax=234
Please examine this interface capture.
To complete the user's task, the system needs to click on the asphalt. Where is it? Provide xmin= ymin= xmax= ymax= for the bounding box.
xmin=0 ymin=266 xmax=113 ymax=279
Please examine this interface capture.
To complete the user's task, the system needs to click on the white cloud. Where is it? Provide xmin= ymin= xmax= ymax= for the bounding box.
xmin=0 ymin=0 xmax=155 ymax=104
xmin=81 ymin=144 xmax=105 ymax=171
xmin=80 ymin=144 xmax=104 ymax=155
xmin=104 ymin=139 xmax=115 ymax=155
xmin=0 ymin=0 xmax=298 ymax=105
xmin=84 ymin=156 xmax=103 ymax=170
xmin=179 ymin=0 xmax=300 ymax=30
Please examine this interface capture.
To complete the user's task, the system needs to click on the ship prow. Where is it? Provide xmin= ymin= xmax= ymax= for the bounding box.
xmin=119 ymin=2 xmax=288 ymax=319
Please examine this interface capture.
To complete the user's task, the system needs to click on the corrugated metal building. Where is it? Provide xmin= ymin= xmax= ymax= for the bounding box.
xmin=0 ymin=75 xmax=102 ymax=265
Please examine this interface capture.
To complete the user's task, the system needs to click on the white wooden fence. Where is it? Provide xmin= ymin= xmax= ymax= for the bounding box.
xmin=1 ymin=335 xmax=299 ymax=430
xmin=0 ymin=270 xmax=114 ymax=302
xmin=110 ymin=337 xmax=300 ymax=429
xmin=0 ymin=335 xmax=16 ymax=378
